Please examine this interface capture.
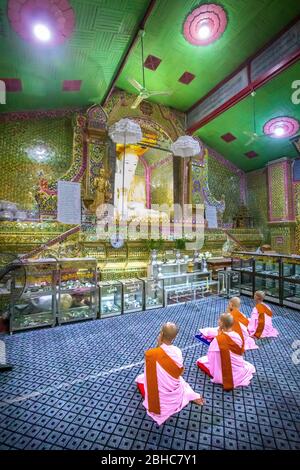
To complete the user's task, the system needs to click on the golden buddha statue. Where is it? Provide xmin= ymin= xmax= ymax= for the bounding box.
xmin=90 ymin=168 xmax=112 ymax=213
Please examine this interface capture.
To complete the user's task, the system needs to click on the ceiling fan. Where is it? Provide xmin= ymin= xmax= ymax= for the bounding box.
xmin=128 ymin=30 xmax=172 ymax=109
xmin=243 ymin=91 xmax=267 ymax=146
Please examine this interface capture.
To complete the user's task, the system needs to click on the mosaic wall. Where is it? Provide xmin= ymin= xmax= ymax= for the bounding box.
xmin=0 ymin=117 xmax=73 ymax=210
xmin=207 ymin=153 xmax=241 ymax=223
xmin=294 ymin=183 xmax=300 ymax=254
xmin=268 ymin=163 xmax=286 ymax=220
xmin=191 ymin=148 xmax=242 ymax=226
xmin=246 ymin=168 xmax=270 ymax=243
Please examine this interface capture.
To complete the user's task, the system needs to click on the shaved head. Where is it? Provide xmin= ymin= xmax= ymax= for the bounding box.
xmin=254 ymin=290 xmax=265 ymax=302
xmin=229 ymin=297 xmax=241 ymax=309
xmin=219 ymin=313 xmax=234 ymax=331
xmin=161 ymin=322 xmax=179 ymax=343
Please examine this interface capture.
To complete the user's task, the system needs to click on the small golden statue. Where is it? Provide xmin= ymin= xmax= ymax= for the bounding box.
xmin=90 ymin=168 xmax=112 ymax=213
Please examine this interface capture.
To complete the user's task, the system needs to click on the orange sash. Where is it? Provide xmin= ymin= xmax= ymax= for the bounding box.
xmin=216 ymin=332 xmax=244 ymax=391
xmin=145 ymin=347 xmax=184 ymax=414
xmin=254 ymin=303 xmax=272 ymax=338
xmin=231 ymin=308 xmax=249 ymax=328
xmin=230 ymin=309 xmax=249 ymax=348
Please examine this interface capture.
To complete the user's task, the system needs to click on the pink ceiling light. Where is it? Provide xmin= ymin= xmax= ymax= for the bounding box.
xmin=263 ymin=117 xmax=299 ymax=139
xmin=183 ymin=3 xmax=227 ymax=46
xmin=8 ymin=0 xmax=75 ymax=45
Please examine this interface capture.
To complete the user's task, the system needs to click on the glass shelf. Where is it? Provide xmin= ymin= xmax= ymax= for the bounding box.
xmin=121 ymin=279 xmax=144 ymax=313
xmin=163 ymin=272 xmax=214 ymax=307
xmin=10 ymin=258 xmax=57 ymax=332
xmin=231 ymin=256 xmax=254 ymax=273
xmin=140 ymin=278 xmax=164 ymax=310
xmin=57 ymin=258 xmax=97 ymax=324
xmin=283 ymin=280 xmax=300 ymax=308
xmin=254 ymin=275 xmax=280 ymax=303
xmin=99 ymin=281 xmax=122 ymax=318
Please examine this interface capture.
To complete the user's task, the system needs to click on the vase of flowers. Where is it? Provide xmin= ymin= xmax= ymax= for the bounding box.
xmin=201 ymin=251 xmax=212 ymax=272
xmin=151 ymin=249 xmax=158 ymax=265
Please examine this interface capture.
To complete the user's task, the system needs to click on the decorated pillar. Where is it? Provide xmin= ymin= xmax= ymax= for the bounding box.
xmin=83 ymin=105 xmax=114 ymax=213
xmin=267 ymin=157 xmax=295 ymax=253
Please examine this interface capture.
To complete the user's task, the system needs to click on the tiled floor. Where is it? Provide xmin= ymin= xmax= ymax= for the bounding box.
xmin=0 ymin=296 xmax=299 ymax=450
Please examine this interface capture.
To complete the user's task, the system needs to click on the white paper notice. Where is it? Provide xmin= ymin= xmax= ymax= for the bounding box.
xmin=205 ymin=203 xmax=218 ymax=228
xmin=57 ymin=181 xmax=81 ymax=224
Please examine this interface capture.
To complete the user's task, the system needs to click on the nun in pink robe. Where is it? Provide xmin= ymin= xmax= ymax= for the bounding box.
xmin=248 ymin=303 xmax=279 ymax=338
xmin=200 ymin=323 xmax=258 ymax=350
xmin=136 ymin=342 xmax=201 ymax=425
xmin=197 ymin=331 xmax=256 ymax=388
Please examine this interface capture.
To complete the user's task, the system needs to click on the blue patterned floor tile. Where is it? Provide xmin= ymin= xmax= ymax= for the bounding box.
xmin=0 ymin=297 xmax=299 ymax=450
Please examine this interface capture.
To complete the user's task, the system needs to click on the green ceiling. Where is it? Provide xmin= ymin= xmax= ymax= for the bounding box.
xmin=0 ymin=0 xmax=150 ymax=112
xmin=1 ymin=0 xmax=299 ymax=114
xmin=117 ymin=0 xmax=300 ymax=111
xmin=195 ymin=61 xmax=300 ymax=172
xmin=0 ymin=0 xmax=299 ymax=172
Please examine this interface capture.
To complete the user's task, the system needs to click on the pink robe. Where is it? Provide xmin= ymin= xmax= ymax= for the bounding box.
xmin=197 ymin=331 xmax=256 ymax=389
xmin=248 ymin=303 xmax=279 ymax=338
xmin=200 ymin=323 xmax=258 ymax=351
xmin=136 ymin=343 xmax=201 ymax=425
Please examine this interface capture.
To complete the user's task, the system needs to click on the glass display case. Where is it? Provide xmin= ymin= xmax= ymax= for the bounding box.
xmin=163 ymin=271 xmax=215 ymax=307
xmin=140 ymin=278 xmax=164 ymax=310
xmin=282 ymin=258 xmax=300 ymax=280
xmin=218 ymin=270 xmax=241 ymax=297
xmin=232 ymin=252 xmax=300 ymax=309
xmin=239 ymin=271 xmax=254 ymax=296
xmin=231 ymin=256 xmax=254 ymax=273
xmin=231 ymin=255 xmax=254 ymax=296
xmin=255 ymin=258 xmax=280 ymax=277
xmin=10 ymin=258 xmax=57 ymax=332
xmin=121 ymin=279 xmax=144 ymax=313
xmin=282 ymin=257 xmax=300 ymax=308
xmin=254 ymin=275 xmax=280 ymax=304
xmin=99 ymin=281 xmax=122 ymax=318
xmin=254 ymin=256 xmax=281 ymax=304
xmin=283 ymin=280 xmax=300 ymax=308
xmin=150 ymin=260 xmax=195 ymax=279
xmin=57 ymin=258 xmax=98 ymax=324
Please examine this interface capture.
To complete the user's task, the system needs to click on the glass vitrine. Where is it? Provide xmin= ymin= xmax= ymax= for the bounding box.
xmin=255 ymin=257 xmax=280 ymax=277
xmin=231 ymin=256 xmax=254 ymax=273
xmin=10 ymin=258 xmax=57 ymax=332
xmin=140 ymin=278 xmax=164 ymax=310
xmin=239 ymin=272 xmax=253 ymax=296
xmin=254 ymin=275 xmax=280 ymax=303
xmin=282 ymin=258 xmax=300 ymax=280
xmin=121 ymin=279 xmax=144 ymax=313
xmin=282 ymin=257 xmax=300 ymax=309
xmin=150 ymin=260 xmax=194 ymax=279
xmin=283 ymin=280 xmax=300 ymax=308
xmin=99 ymin=281 xmax=122 ymax=318
xmin=163 ymin=271 xmax=215 ymax=306
xmin=218 ymin=270 xmax=241 ymax=297
xmin=57 ymin=258 xmax=97 ymax=324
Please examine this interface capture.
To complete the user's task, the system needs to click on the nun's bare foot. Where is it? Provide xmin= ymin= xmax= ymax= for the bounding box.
xmin=193 ymin=397 xmax=205 ymax=406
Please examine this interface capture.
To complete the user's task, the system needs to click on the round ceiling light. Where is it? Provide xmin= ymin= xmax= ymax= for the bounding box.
xmin=263 ymin=117 xmax=299 ymax=139
xmin=183 ymin=3 xmax=227 ymax=46
xmin=198 ymin=22 xmax=211 ymax=39
xmin=8 ymin=0 xmax=75 ymax=45
xmin=33 ymin=24 xmax=51 ymax=42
